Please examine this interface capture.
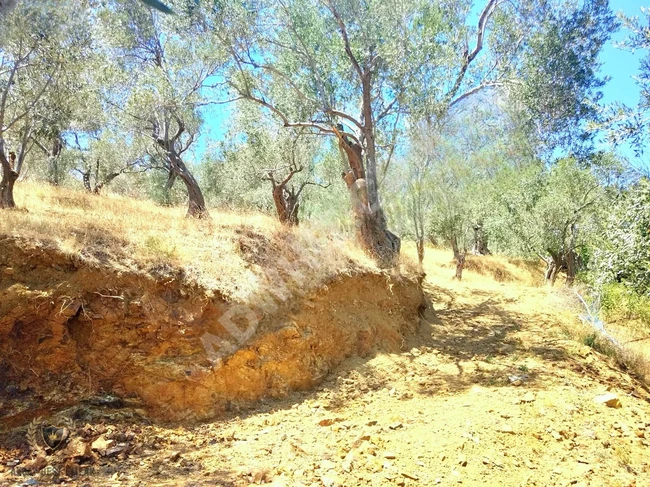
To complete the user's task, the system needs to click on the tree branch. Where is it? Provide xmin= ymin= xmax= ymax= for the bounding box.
xmin=325 ymin=108 xmax=363 ymax=131
xmin=445 ymin=0 xmax=501 ymax=104
xmin=238 ymin=91 xmax=361 ymax=145
xmin=449 ymin=81 xmax=511 ymax=108
xmin=326 ymin=0 xmax=364 ymax=80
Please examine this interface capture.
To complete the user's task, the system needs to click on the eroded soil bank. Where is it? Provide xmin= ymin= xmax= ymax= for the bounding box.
xmin=0 ymin=235 xmax=423 ymax=427
xmin=2 ymin=246 xmax=650 ymax=487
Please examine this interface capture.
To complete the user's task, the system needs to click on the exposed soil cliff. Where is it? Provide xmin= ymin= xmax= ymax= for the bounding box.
xmin=0 ymin=234 xmax=423 ymax=427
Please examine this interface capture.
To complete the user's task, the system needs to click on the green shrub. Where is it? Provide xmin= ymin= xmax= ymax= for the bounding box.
xmin=601 ymin=282 xmax=650 ymax=330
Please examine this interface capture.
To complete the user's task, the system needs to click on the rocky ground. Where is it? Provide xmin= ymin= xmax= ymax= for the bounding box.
xmin=1 ymin=249 xmax=649 ymax=487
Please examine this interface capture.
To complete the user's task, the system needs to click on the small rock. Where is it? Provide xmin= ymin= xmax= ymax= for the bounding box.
xmin=451 ymin=469 xmax=463 ymax=483
xmin=105 ymin=444 xmax=128 ymax=458
xmin=320 ymin=474 xmax=343 ymax=487
xmin=320 ymin=460 xmax=336 ymax=471
xmin=520 ymin=392 xmax=536 ymax=403
xmin=388 ymin=422 xmax=403 ymax=430
xmin=63 ymin=438 xmax=92 ymax=459
xmin=560 ymin=430 xmax=576 ymax=440
xmin=458 ymin=454 xmax=467 ymax=467
xmin=341 ymin=452 xmax=356 ymax=473
xmin=91 ymin=436 xmax=114 ymax=455
xmin=508 ymin=374 xmax=528 ymax=386
xmin=593 ymin=393 xmax=621 ymax=408
xmin=401 ymin=471 xmax=419 ymax=480
xmin=383 ymin=451 xmax=397 ymax=459
xmin=498 ymin=424 xmax=514 ymax=434
xmin=24 ymin=454 xmax=47 ymax=473
xmin=318 ymin=418 xmax=343 ymax=427
xmin=169 ymin=451 xmax=181 ymax=462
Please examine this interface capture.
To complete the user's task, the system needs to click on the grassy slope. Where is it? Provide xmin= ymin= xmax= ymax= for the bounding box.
xmin=2 ymin=183 xmax=389 ymax=305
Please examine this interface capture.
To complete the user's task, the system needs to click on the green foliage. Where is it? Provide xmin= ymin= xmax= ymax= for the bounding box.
xmin=593 ymin=180 xmax=650 ymax=297
xmin=582 ymin=332 xmax=597 ymax=349
xmin=510 ymin=0 xmax=618 ymax=153
xmin=488 ymin=157 xmax=605 ymax=260
xmin=601 ymin=283 xmax=650 ymax=326
xmin=0 ymin=0 xmax=623 ymax=270
xmin=603 ymin=7 xmax=650 ymax=156
xmin=143 ymin=235 xmax=178 ymax=259
xmin=202 ymin=103 xmax=341 ymax=217
xmin=0 ymin=1 xmax=93 ymax=170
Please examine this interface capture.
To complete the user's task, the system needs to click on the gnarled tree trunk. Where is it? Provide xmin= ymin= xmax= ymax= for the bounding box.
xmin=153 ymin=116 xmax=208 ymax=219
xmin=416 ymin=237 xmax=425 ymax=264
xmin=544 ymin=251 xmax=563 ymax=286
xmin=472 ymin=222 xmax=490 ymax=255
xmin=40 ymin=135 xmax=63 ymax=186
xmin=170 ymin=153 xmax=208 ymax=218
xmin=451 ymin=235 xmax=466 ymax=280
xmin=565 ymin=250 xmax=576 ymax=286
xmin=0 ymin=168 xmax=18 ymax=208
xmin=0 ymin=146 xmax=17 ymax=209
xmin=335 ymin=126 xmax=400 ymax=268
xmin=266 ymin=165 xmax=303 ymax=226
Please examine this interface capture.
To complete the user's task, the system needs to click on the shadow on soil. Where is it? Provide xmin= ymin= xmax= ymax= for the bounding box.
xmin=0 ymin=283 xmax=584 ymax=486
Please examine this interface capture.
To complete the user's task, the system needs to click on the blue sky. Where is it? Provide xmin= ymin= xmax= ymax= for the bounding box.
xmin=192 ymin=1 xmax=649 ymax=166
xmin=601 ymin=0 xmax=645 ymax=108
xmin=596 ymin=0 xmax=646 ymax=166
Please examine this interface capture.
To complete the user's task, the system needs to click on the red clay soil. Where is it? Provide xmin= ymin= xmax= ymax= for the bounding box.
xmin=0 ymin=236 xmax=423 ymax=427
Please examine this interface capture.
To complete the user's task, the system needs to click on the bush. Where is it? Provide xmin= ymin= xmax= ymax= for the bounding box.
xmin=601 ymin=282 xmax=650 ymax=328
xmin=593 ymin=179 xmax=650 ymax=297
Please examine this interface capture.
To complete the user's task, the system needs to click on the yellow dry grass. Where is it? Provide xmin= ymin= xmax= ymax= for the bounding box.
xmin=2 ymin=182 xmax=382 ymax=304
xmin=4 ymin=183 xmax=647 ymax=381
xmin=408 ymin=242 xmax=650 ymax=384
xmin=404 ymin=242 xmax=543 ymax=287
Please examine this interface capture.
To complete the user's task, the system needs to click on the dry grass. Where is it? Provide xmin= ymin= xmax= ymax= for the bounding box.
xmin=409 ymin=242 xmax=650 ymax=386
xmin=557 ymin=290 xmax=650 ymax=384
xmin=405 ymin=243 xmax=542 ymax=287
xmin=2 ymin=182 xmax=383 ymax=304
xmin=572 ymin=325 xmax=650 ymax=384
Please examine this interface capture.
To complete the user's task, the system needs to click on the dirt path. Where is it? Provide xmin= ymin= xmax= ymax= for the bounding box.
xmin=2 ymin=249 xmax=649 ymax=486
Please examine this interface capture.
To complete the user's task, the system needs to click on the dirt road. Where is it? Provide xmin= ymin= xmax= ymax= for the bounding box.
xmin=2 ymin=249 xmax=649 ymax=486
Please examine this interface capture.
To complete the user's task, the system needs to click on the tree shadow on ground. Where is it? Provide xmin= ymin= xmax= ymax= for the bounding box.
xmin=212 ymin=282 xmax=577 ymax=420
xmin=0 ymin=282 xmax=590 ymax=487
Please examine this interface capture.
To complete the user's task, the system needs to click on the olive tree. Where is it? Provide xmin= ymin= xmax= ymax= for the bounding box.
xmin=97 ymin=0 xmax=225 ymax=217
xmin=0 ymin=1 xmax=91 ymax=207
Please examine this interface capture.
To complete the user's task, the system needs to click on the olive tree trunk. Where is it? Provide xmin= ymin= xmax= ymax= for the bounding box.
xmin=472 ymin=222 xmax=490 ymax=255
xmin=451 ymin=235 xmax=466 ymax=280
xmin=0 ymin=142 xmax=17 ymax=209
xmin=544 ymin=251 xmax=563 ymax=286
xmin=168 ymin=151 xmax=208 ymax=218
xmin=333 ymin=76 xmax=400 ymax=268
xmin=0 ymin=167 xmax=18 ymax=208
xmin=416 ymin=237 xmax=425 ymax=264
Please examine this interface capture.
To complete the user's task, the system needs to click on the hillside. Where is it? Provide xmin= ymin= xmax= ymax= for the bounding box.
xmin=0 ymin=184 xmax=423 ymax=425
xmin=0 ymin=186 xmax=649 ymax=487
